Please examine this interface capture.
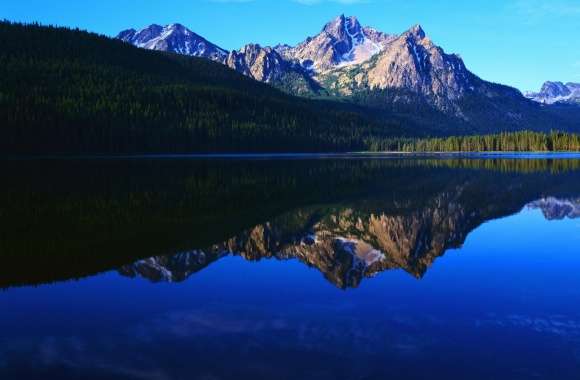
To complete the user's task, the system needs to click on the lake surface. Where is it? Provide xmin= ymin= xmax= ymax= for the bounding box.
xmin=1 ymin=156 xmax=580 ymax=380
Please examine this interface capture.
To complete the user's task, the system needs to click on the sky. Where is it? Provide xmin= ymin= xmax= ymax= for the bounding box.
xmin=2 ymin=0 xmax=579 ymax=91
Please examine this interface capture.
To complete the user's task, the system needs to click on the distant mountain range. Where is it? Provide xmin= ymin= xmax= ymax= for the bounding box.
xmin=117 ymin=15 xmax=580 ymax=132
xmin=117 ymin=16 xmax=502 ymax=108
xmin=525 ymin=81 xmax=580 ymax=105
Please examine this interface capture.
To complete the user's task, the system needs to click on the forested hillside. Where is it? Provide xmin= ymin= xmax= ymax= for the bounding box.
xmin=0 ymin=22 xmax=406 ymax=154
xmin=371 ymin=131 xmax=580 ymax=152
xmin=1 ymin=22 xmax=579 ymax=154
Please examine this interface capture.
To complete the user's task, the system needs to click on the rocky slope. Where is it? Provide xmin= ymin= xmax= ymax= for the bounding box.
xmin=116 ymin=16 xmax=559 ymax=132
xmin=525 ymin=81 xmax=580 ymax=105
xmin=275 ymin=15 xmax=396 ymax=73
xmin=117 ymin=24 xmax=321 ymax=95
xmin=115 ymin=18 xmax=510 ymax=110
xmin=117 ymin=23 xmax=228 ymax=61
xmin=226 ymin=44 xmax=321 ymax=95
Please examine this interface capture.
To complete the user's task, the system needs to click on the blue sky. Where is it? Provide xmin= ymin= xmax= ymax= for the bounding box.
xmin=2 ymin=0 xmax=579 ymax=91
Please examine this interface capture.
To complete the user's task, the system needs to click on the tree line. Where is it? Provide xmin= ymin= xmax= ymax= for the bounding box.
xmin=0 ymin=21 xmax=403 ymax=154
xmin=368 ymin=131 xmax=580 ymax=152
xmin=1 ymin=22 xmax=579 ymax=155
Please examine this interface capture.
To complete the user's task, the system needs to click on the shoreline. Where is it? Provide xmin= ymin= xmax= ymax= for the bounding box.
xmin=2 ymin=151 xmax=580 ymax=161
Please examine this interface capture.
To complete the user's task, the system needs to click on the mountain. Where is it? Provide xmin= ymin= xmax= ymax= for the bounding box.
xmin=3 ymin=157 xmax=580 ymax=289
xmin=226 ymin=44 xmax=322 ymax=95
xmin=117 ymin=23 xmax=228 ymax=61
xmin=117 ymin=16 xmax=580 ymax=134
xmin=114 ymin=17 xmax=511 ymax=111
xmin=276 ymin=15 xmax=396 ymax=72
xmin=0 ymin=21 xmax=406 ymax=154
xmin=117 ymin=24 xmax=322 ymax=95
xmin=525 ymin=81 xmax=580 ymax=105
xmin=320 ymin=24 xmax=477 ymax=109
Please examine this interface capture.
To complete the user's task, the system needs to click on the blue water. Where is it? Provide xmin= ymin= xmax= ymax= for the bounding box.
xmin=1 ymin=208 xmax=579 ymax=379
xmin=1 ymin=157 xmax=580 ymax=379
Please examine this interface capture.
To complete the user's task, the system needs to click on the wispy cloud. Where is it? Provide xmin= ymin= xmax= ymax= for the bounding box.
xmin=207 ymin=0 xmax=257 ymax=3
xmin=294 ymin=0 xmax=371 ymax=5
xmin=513 ymin=0 xmax=580 ymax=21
xmin=208 ymin=0 xmax=371 ymax=4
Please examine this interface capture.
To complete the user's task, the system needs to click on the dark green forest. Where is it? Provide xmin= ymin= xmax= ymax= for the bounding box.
xmin=369 ymin=131 xmax=580 ymax=152
xmin=0 ymin=21 xmax=407 ymax=154
xmin=1 ymin=21 xmax=580 ymax=154
xmin=2 ymin=158 xmax=580 ymax=287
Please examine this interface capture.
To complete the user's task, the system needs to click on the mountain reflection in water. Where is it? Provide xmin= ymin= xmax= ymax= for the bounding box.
xmin=2 ymin=156 xmax=580 ymax=380
xmin=1 ymin=156 xmax=579 ymax=289
xmin=120 ymin=196 xmax=580 ymax=289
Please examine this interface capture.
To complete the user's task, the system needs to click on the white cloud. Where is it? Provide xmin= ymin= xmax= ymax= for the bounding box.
xmin=513 ymin=0 xmax=580 ymax=19
xmin=207 ymin=0 xmax=257 ymax=3
xmin=207 ymin=0 xmax=370 ymax=4
xmin=294 ymin=0 xmax=371 ymax=5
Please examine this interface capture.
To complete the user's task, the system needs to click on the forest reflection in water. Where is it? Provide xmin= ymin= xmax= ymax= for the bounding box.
xmin=2 ymin=155 xmax=580 ymax=380
xmin=1 ymin=155 xmax=579 ymax=289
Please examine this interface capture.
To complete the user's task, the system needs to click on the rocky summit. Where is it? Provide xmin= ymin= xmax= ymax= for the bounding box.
xmin=525 ymin=81 xmax=580 ymax=105
xmin=276 ymin=15 xmax=396 ymax=72
xmin=226 ymin=44 xmax=320 ymax=95
xmin=117 ymin=23 xmax=228 ymax=62
xmin=115 ymin=17 xmax=487 ymax=106
xmin=116 ymin=16 xmax=574 ymax=131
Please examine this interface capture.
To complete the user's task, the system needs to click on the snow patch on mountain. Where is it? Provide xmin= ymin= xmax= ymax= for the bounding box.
xmin=117 ymin=23 xmax=228 ymax=61
xmin=525 ymin=81 xmax=580 ymax=105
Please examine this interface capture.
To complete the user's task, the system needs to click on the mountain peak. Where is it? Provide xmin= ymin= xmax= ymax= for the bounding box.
xmin=526 ymin=81 xmax=580 ymax=104
xmin=117 ymin=22 xmax=228 ymax=61
xmin=407 ymin=24 xmax=426 ymax=39
xmin=322 ymin=15 xmax=362 ymax=37
xmin=143 ymin=23 xmax=164 ymax=32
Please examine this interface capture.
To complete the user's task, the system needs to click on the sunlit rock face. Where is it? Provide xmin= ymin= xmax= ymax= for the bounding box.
xmin=116 ymin=16 xmax=529 ymax=119
xmin=225 ymin=44 xmax=318 ymax=94
xmin=318 ymin=23 xmax=527 ymax=116
xmin=525 ymin=82 xmax=580 ymax=105
xmin=276 ymin=15 xmax=396 ymax=73
xmin=117 ymin=23 xmax=228 ymax=62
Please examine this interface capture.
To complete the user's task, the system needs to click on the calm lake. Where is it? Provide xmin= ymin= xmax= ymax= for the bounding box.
xmin=1 ymin=155 xmax=580 ymax=380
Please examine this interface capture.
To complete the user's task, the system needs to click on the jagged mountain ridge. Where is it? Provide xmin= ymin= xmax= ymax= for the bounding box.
xmin=525 ymin=81 xmax=580 ymax=105
xmin=225 ymin=44 xmax=322 ymax=95
xmin=117 ymin=23 xmax=321 ymax=94
xmin=117 ymin=23 xmax=228 ymax=61
xmin=319 ymin=24 xmax=481 ymax=112
xmin=114 ymin=16 xmax=566 ymax=134
xmin=275 ymin=15 xmax=397 ymax=73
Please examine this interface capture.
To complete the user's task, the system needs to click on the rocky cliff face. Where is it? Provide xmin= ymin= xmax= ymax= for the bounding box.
xmin=117 ymin=23 xmax=228 ymax=62
xmin=276 ymin=15 xmax=396 ymax=73
xmin=319 ymin=24 xmax=528 ymax=116
xmin=525 ymin=81 xmax=580 ymax=105
xmin=225 ymin=44 xmax=320 ymax=95
xmin=116 ymin=16 xmax=552 ymax=128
